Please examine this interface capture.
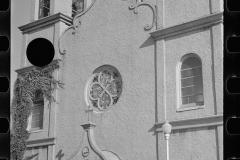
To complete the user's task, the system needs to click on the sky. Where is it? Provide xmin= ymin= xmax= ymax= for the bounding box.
xmin=11 ymin=0 xmax=31 ymax=100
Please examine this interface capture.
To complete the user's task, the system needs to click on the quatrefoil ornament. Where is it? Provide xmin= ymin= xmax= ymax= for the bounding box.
xmin=87 ymin=67 xmax=122 ymax=111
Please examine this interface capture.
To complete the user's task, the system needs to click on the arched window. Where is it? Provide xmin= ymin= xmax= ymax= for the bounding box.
xmin=179 ymin=54 xmax=204 ymax=109
xmin=28 ymin=90 xmax=44 ymax=131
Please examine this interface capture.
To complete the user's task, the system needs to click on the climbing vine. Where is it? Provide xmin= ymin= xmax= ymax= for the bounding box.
xmin=11 ymin=62 xmax=64 ymax=160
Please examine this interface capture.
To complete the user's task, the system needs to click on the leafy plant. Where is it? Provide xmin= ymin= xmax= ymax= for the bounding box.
xmin=11 ymin=63 xmax=64 ymax=160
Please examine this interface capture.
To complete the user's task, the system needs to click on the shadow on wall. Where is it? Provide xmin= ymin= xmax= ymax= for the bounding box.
xmin=139 ymin=36 xmax=155 ymax=49
xmin=56 ymin=150 xmax=64 ymax=160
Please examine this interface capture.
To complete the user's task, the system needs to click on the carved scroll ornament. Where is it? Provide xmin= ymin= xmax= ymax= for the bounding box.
xmin=58 ymin=0 xmax=97 ymax=55
xmin=129 ymin=1 xmax=157 ymax=30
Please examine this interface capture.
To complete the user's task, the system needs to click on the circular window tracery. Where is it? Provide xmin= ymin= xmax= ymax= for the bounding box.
xmin=86 ymin=66 xmax=122 ymax=111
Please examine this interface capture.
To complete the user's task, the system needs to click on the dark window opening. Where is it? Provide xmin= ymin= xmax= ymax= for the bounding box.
xmin=31 ymin=90 xmax=44 ymax=130
xmin=181 ymin=56 xmax=204 ymax=106
xmin=72 ymin=0 xmax=84 ymax=17
xmin=39 ymin=0 xmax=50 ymax=19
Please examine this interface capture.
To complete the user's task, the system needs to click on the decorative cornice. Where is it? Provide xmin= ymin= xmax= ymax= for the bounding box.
xmin=15 ymin=59 xmax=61 ymax=75
xmin=129 ymin=1 xmax=157 ymax=30
xmin=26 ymin=137 xmax=56 ymax=148
xmin=150 ymin=12 xmax=223 ymax=40
xmin=19 ymin=13 xmax=72 ymax=34
xmin=154 ymin=114 xmax=223 ymax=132
xmin=58 ymin=0 xmax=97 ymax=55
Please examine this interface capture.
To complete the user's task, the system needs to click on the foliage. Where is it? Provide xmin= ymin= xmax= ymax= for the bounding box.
xmin=11 ymin=63 xmax=64 ymax=160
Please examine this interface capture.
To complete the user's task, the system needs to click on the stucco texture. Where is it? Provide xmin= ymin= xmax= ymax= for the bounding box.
xmin=21 ymin=0 xmax=223 ymax=159
xmin=164 ymin=0 xmax=210 ymax=28
xmin=56 ymin=0 xmax=156 ymax=159
xmin=168 ymin=127 xmax=218 ymax=160
xmin=157 ymin=127 xmax=221 ymax=160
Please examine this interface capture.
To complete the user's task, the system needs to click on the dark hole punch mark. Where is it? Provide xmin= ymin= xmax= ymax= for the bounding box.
xmin=0 ymin=77 xmax=9 ymax=92
xmin=0 ymin=36 xmax=9 ymax=52
xmin=226 ymin=77 xmax=240 ymax=94
xmin=26 ymin=38 xmax=55 ymax=67
xmin=227 ymin=37 xmax=240 ymax=53
xmin=0 ymin=0 xmax=9 ymax=11
xmin=226 ymin=117 xmax=240 ymax=135
xmin=0 ymin=118 xmax=9 ymax=133
xmin=227 ymin=0 xmax=240 ymax=11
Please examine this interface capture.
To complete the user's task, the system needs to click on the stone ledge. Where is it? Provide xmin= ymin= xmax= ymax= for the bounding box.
xmin=26 ymin=137 xmax=56 ymax=148
xmin=155 ymin=114 xmax=223 ymax=132
xmin=150 ymin=12 xmax=223 ymax=40
xmin=19 ymin=12 xmax=72 ymax=34
xmin=15 ymin=59 xmax=61 ymax=75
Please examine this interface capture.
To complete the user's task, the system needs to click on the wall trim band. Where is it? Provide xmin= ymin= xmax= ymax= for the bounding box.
xmin=26 ymin=137 xmax=56 ymax=148
xmin=150 ymin=12 xmax=223 ymax=40
xmin=154 ymin=114 xmax=223 ymax=132
xmin=19 ymin=13 xmax=72 ymax=34
xmin=15 ymin=59 xmax=61 ymax=75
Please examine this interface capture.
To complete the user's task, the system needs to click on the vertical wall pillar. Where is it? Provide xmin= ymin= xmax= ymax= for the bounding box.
xmin=156 ymin=0 xmax=165 ymax=29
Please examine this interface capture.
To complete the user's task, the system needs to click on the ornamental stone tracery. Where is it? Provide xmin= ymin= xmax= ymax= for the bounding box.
xmin=87 ymin=66 xmax=122 ymax=111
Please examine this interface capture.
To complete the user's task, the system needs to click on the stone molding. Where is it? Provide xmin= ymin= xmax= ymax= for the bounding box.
xmin=67 ymin=121 xmax=108 ymax=160
xmin=19 ymin=13 xmax=72 ymax=34
xmin=26 ymin=137 xmax=56 ymax=148
xmin=150 ymin=12 xmax=223 ymax=40
xmin=15 ymin=59 xmax=61 ymax=75
xmin=154 ymin=114 xmax=223 ymax=132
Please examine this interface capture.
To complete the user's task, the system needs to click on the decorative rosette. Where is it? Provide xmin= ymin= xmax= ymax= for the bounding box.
xmin=88 ymin=67 xmax=122 ymax=111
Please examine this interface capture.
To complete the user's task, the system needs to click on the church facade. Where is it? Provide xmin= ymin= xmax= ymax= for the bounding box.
xmin=17 ymin=0 xmax=223 ymax=159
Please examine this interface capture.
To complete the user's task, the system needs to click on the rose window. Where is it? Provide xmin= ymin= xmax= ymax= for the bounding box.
xmin=87 ymin=67 xmax=122 ymax=111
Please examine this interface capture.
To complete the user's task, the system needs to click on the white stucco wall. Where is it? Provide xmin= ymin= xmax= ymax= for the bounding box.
xmin=169 ymin=127 xmax=217 ymax=160
xmin=56 ymin=0 xmax=223 ymax=159
xmin=164 ymin=0 xmax=210 ymax=28
xmin=19 ymin=0 xmax=154 ymax=159
xmin=56 ymin=0 xmax=157 ymax=159
xmin=19 ymin=0 xmax=223 ymax=159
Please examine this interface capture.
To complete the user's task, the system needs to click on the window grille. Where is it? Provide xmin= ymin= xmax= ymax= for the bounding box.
xmin=39 ymin=0 xmax=50 ymax=19
xmin=180 ymin=56 xmax=204 ymax=106
xmin=30 ymin=90 xmax=44 ymax=130
xmin=86 ymin=66 xmax=122 ymax=111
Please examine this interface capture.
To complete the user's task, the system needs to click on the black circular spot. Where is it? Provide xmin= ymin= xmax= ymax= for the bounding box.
xmin=26 ymin=38 xmax=55 ymax=67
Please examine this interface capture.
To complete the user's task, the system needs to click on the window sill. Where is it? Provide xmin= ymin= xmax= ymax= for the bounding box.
xmin=28 ymin=129 xmax=43 ymax=133
xmin=177 ymin=103 xmax=204 ymax=112
xmin=26 ymin=137 xmax=56 ymax=148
